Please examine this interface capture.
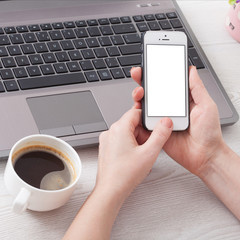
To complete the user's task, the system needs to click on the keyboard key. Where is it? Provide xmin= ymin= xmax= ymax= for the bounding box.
xmin=0 ymin=28 xmax=4 ymax=35
xmin=55 ymin=52 xmax=70 ymax=62
xmin=36 ymin=31 xmax=50 ymax=42
xmin=85 ymin=71 xmax=99 ymax=82
xmin=4 ymin=80 xmax=19 ymax=91
xmin=13 ymin=67 xmax=28 ymax=78
xmin=0 ymin=61 xmax=2 ymax=68
xmin=109 ymin=17 xmax=120 ymax=24
xmin=64 ymin=21 xmax=75 ymax=28
xmin=75 ymin=28 xmax=88 ymax=38
xmin=34 ymin=43 xmax=48 ymax=53
xmin=4 ymin=27 xmax=16 ymax=34
xmin=98 ymin=36 xmax=112 ymax=46
xmin=188 ymin=48 xmax=205 ymax=69
xmin=15 ymin=56 xmax=30 ymax=66
xmin=60 ymin=40 xmax=74 ymax=50
xmin=67 ymin=61 xmax=81 ymax=72
xmin=98 ymin=18 xmax=109 ymax=25
xmin=75 ymin=20 xmax=87 ymax=28
xmin=73 ymin=39 xmax=87 ymax=49
xmin=94 ymin=48 xmax=108 ymax=58
xmin=47 ymin=41 xmax=62 ymax=52
xmin=98 ymin=69 xmax=112 ymax=80
xmin=0 ymin=69 xmax=14 ymax=79
xmin=16 ymin=25 xmax=28 ymax=33
xmin=62 ymin=29 xmax=76 ymax=39
xmin=0 ymin=82 xmax=5 ymax=92
xmin=119 ymin=44 xmax=141 ymax=55
xmin=42 ymin=53 xmax=57 ymax=63
xmin=120 ymin=16 xmax=131 ymax=23
xmin=10 ymin=34 xmax=24 ymax=44
xmin=105 ymin=57 xmax=119 ymax=68
xmin=27 ymin=66 xmax=41 ymax=76
xmin=93 ymin=59 xmax=106 ymax=69
xmin=18 ymin=72 xmax=86 ymax=90
xmin=166 ymin=12 xmax=177 ymax=19
xmin=106 ymin=46 xmax=120 ymax=56
xmin=40 ymin=64 xmax=55 ymax=75
xmin=159 ymin=20 xmax=172 ymax=30
xmin=40 ymin=23 xmax=52 ymax=31
xmin=29 ymin=54 xmax=43 ymax=65
xmin=144 ymin=14 xmax=155 ymax=21
xmin=28 ymin=24 xmax=40 ymax=32
xmin=100 ymin=26 xmax=113 ymax=36
xmin=170 ymin=19 xmax=183 ymax=28
xmin=2 ymin=57 xmax=16 ymax=68
xmin=110 ymin=68 xmax=124 ymax=79
xmin=88 ymin=27 xmax=101 ymax=37
xmin=0 ymin=35 xmax=10 ymax=45
xmin=52 ymin=22 xmax=64 ymax=29
xmin=23 ymin=33 xmax=37 ymax=43
xmin=54 ymin=63 xmax=68 ymax=73
xmin=112 ymin=24 xmax=136 ymax=34
xmin=133 ymin=15 xmax=144 ymax=22
xmin=87 ymin=19 xmax=98 ymax=26
xmin=136 ymin=22 xmax=149 ymax=32
xmin=123 ymin=66 xmax=132 ymax=77
xmin=118 ymin=55 xmax=141 ymax=66
xmin=22 ymin=44 xmax=36 ymax=54
xmin=86 ymin=38 xmax=100 ymax=48
xmin=80 ymin=60 xmax=94 ymax=71
xmin=148 ymin=21 xmax=161 ymax=30
xmin=7 ymin=45 xmax=22 ymax=56
xmin=49 ymin=31 xmax=63 ymax=40
xmin=68 ymin=50 xmax=82 ymax=60
xmin=111 ymin=35 xmax=124 ymax=45
xmin=123 ymin=34 xmax=141 ymax=44
xmin=0 ymin=47 xmax=8 ymax=57
xmin=81 ymin=49 xmax=95 ymax=59
xmin=155 ymin=13 xmax=166 ymax=20
xmin=188 ymin=58 xmax=192 ymax=67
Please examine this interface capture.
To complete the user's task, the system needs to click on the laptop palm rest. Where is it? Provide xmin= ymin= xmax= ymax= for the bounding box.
xmin=27 ymin=91 xmax=108 ymax=137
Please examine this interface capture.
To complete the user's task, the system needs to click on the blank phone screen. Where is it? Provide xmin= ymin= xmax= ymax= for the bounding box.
xmin=146 ymin=44 xmax=186 ymax=117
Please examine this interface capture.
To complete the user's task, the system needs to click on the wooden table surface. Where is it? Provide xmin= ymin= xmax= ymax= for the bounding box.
xmin=1 ymin=1 xmax=240 ymax=239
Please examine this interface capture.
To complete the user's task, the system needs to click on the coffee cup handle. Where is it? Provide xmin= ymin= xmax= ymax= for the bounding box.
xmin=12 ymin=188 xmax=31 ymax=214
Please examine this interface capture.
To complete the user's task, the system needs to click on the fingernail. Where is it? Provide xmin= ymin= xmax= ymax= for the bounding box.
xmin=161 ymin=118 xmax=173 ymax=128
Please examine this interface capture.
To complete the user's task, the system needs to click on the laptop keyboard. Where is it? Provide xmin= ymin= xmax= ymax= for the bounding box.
xmin=0 ymin=11 xmax=205 ymax=93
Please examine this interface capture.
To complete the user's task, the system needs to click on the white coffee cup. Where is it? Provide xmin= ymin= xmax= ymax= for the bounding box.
xmin=4 ymin=134 xmax=82 ymax=214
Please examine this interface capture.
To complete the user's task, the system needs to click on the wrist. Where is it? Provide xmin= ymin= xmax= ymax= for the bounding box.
xmin=92 ymin=183 xmax=126 ymax=212
xmin=197 ymin=141 xmax=233 ymax=181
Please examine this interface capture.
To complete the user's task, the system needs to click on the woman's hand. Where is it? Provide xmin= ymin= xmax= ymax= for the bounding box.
xmin=96 ymin=108 xmax=173 ymax=203
xmin=131 ymin=66 xmax=225 ymax=177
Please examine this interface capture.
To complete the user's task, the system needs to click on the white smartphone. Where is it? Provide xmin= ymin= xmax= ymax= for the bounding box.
xmin=142 ymin=31 xmax=189 ymax=131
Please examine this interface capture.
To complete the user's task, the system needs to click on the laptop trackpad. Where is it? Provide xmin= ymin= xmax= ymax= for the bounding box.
xmin=27 ymin=91 xmax=108 ymax=137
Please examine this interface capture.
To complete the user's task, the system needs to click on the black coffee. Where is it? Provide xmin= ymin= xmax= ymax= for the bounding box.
xmin=13 ymin=146 xmax=74 ymax=190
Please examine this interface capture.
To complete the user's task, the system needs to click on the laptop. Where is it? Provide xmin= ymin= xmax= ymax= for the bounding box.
xmin=0 ymin=0 xmax=238 ymax=159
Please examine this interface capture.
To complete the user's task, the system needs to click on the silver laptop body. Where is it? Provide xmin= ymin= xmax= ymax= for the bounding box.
xmin=0 ymin=0 xmax=238 ymax=159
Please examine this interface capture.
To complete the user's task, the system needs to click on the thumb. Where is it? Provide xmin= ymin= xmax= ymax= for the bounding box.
xmin=140 ymin=118 xmax=173 ymax=161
